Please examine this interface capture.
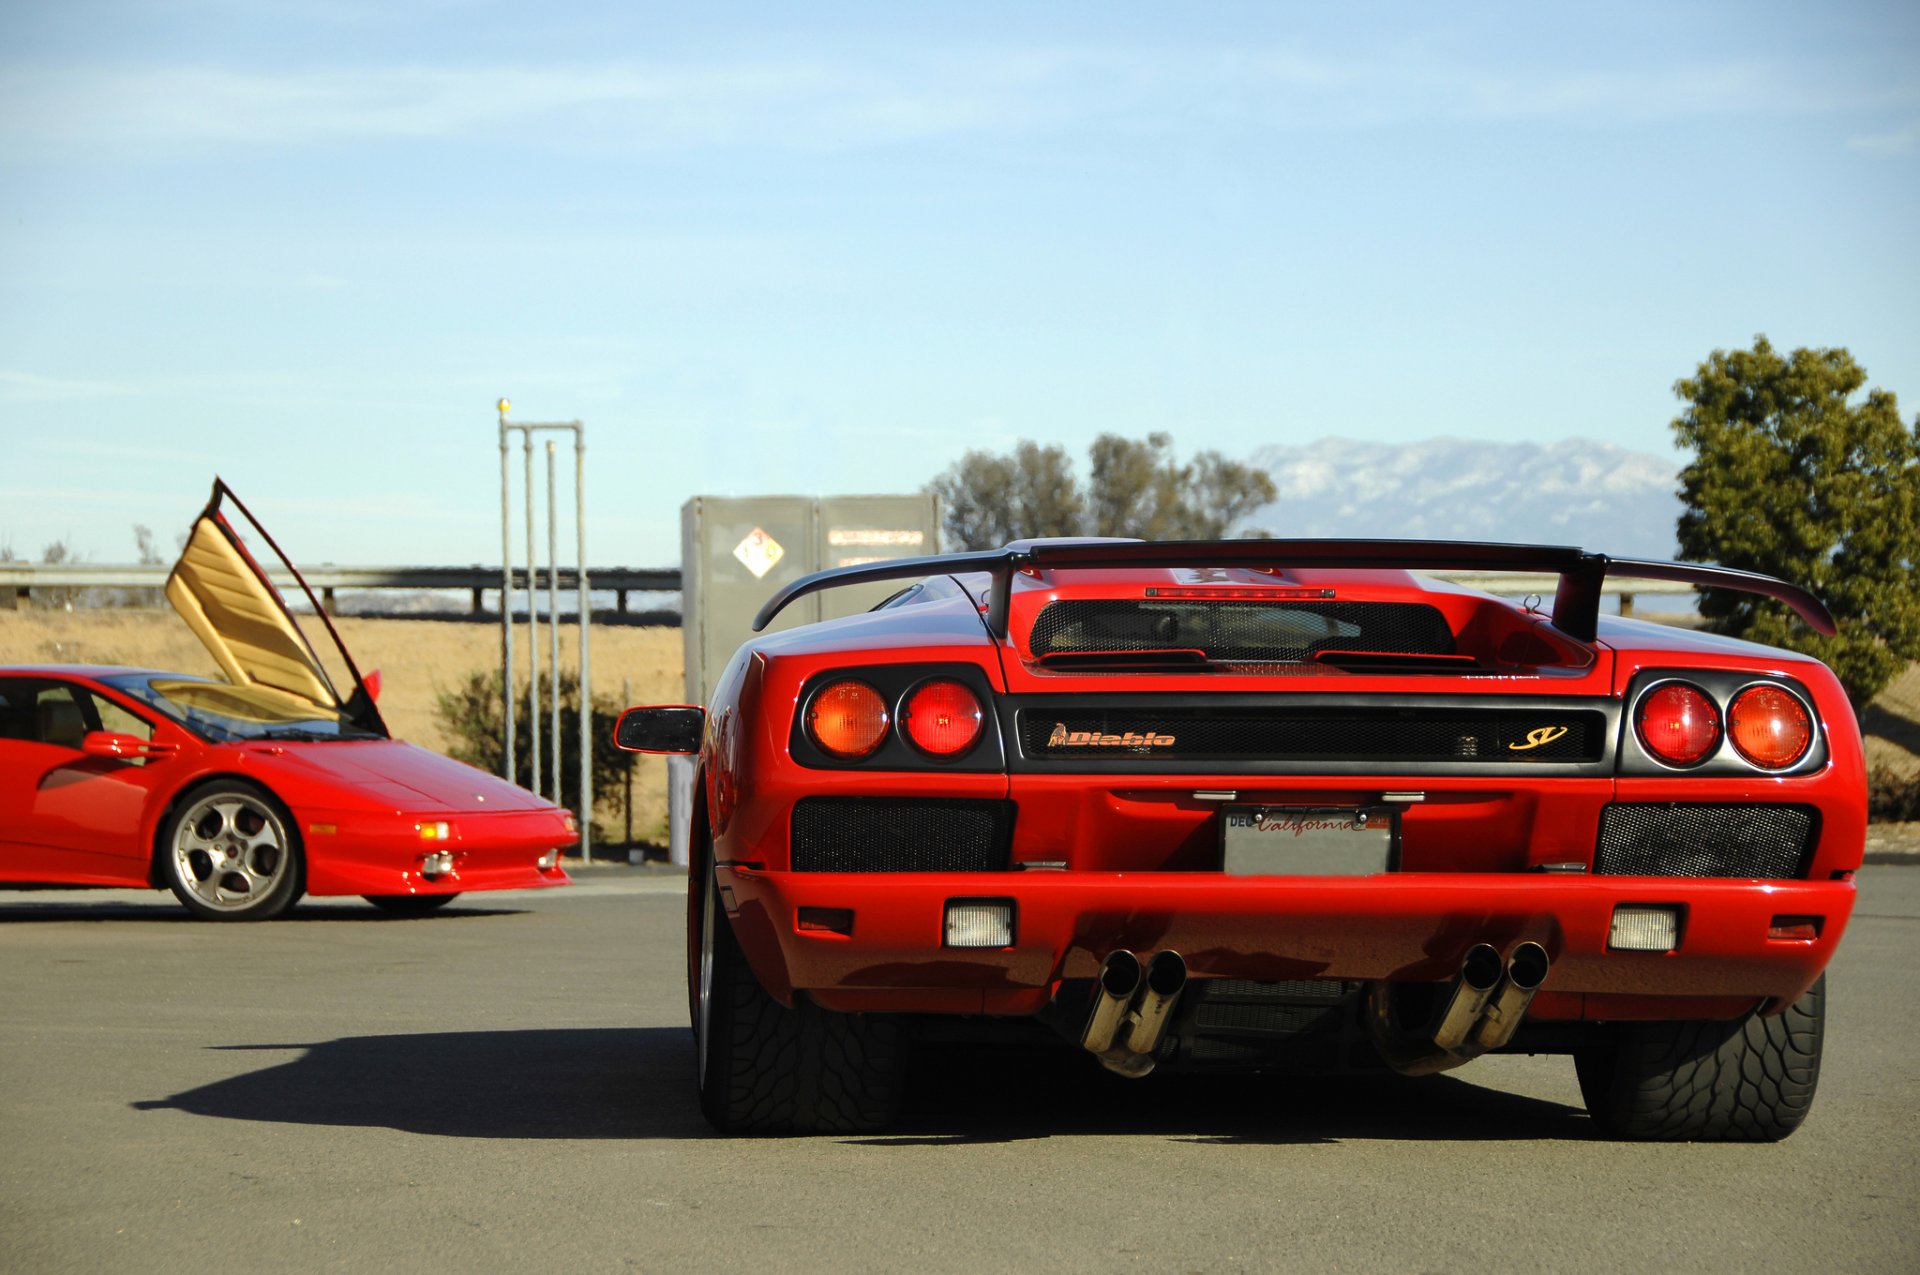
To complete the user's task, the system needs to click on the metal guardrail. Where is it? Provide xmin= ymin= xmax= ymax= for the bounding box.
xmin=0 ymin=563 xmax=682 ymax=612
xmin=1 ymin=563 xmax=1694 ymax=614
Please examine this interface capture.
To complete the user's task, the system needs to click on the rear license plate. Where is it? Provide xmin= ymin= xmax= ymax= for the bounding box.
xmin=1222 ymin=806 xmax=1396 ymax=876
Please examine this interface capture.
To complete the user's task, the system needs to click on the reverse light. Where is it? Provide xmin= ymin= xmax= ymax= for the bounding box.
xmin=1609 ymin=905 xmax=1681 ymax=952
xmin=901 ymin=679 xmax=985 ymax=757
xmin=1728 ymin=685 xmax=1813 ymax=770
xmin=944 ymin=899 xmax=1015 ymax=948
xmin=1636 ymin=683 xmax=1721 ymax=766
xmin=417 ymin=821 xmax=454 ymax=841
xmin=807 ymin=680 xmax=890 ymax=759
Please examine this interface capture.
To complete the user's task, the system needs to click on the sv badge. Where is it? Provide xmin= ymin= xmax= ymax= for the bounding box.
xmin=1508 ymin=726 xmax=1570 ymax=752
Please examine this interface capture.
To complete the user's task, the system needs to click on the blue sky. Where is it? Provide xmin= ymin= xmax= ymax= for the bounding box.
xmin=2 ymin=1 xmax=1915 ymax=570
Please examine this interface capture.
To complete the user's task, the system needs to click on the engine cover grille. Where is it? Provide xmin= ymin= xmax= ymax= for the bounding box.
xmin=790 ymin=797 xmax=1014 ymax=873
xmin=1594 ymin=803 xmax=1816 ymax=879
xmin=1029 ymin=599 xmax=1456 ymax=663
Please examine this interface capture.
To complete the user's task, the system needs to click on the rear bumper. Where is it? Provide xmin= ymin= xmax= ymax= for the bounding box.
xmin=300 ymin=807 xmax=575 ymax=897
xmin=720 ymin=867 xmax=1854 ymax=1020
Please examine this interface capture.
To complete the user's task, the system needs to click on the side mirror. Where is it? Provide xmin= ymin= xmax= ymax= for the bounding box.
xmin=363 ymin=669 xmax=383 ymax=703
xmin=81 ymin=731 xmax=176 ymax=760
xmin=613 ymin=705 xmax=705 ymax=755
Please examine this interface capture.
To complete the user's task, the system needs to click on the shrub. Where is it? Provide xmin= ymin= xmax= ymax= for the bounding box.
xmin=1868 ymin=765 xmax=1920 ymax=823
xmin=434 ymin=669 xmax=636 ymax=839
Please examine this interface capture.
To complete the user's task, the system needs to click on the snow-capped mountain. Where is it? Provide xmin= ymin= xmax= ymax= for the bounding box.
xmin=1243 ymin=437 xmax=1684 ymax=559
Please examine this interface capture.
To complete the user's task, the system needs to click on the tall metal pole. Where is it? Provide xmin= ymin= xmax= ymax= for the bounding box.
xmin=523 ymin=431 xmax=541 ymax=798
xmin=576 ymin=427 xmax=592 ymax=864
xmin=546 ymin=440 xmax=562 ymax=808
xmin=497 ymin=401 xmax=515 ymax=782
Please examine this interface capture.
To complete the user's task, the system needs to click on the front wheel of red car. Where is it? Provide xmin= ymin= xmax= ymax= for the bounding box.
xmin=160 ymin=780 xmax=306 ymax=922
xmin=694 ymin=858 xmax=906 ymax=1134
xmin=1574 ymin=975 xmax=1825 ymax=1141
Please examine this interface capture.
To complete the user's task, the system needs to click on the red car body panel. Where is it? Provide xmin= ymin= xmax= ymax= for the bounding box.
xmin=0 ymin=665 xmax=572 ymax=900
xmin=683 ymin=557 xmax=1865 ymax=1033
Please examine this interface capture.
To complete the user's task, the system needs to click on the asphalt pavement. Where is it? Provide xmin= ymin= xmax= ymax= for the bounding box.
xmin=2 ymin=864 xmax=1916 ymax=1274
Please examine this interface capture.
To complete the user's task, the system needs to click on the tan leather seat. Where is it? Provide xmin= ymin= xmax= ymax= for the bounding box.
xmin=36 ymin=698 xmax=86 ymax=749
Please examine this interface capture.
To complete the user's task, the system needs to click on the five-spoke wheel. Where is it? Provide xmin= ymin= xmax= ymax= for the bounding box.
xmin=161 ymin=781 xmax=304 ymax=921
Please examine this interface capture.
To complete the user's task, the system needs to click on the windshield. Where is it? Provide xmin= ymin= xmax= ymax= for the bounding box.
xmin=100 ymin=674 xmax=383 ymax=743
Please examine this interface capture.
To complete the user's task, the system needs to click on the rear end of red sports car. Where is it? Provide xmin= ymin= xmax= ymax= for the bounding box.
xmin=619 ymin=540 xmax=1865 ymax=1139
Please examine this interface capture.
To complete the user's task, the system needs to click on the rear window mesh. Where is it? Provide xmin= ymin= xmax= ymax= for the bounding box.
xmin=1594 ymin=803 xmax=1816 ymax=879
xmin=1028 ymin=600 xmax=1456 ymax=663
xmin=791 ymin=797 xmax=1014 ymax=872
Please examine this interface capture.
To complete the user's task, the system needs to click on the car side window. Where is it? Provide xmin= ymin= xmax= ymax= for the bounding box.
xmin=0 ymin=683 xmax=31 ymax=741
xmin=89 ymin=693 xmax=154 ymax=742
xmin=31 ymin=685 xmax=92 ymax=750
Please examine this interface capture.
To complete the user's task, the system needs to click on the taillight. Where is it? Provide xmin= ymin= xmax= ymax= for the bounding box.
xmin=1636 ymin=683 xmax=1720 ymax=766
xmin=807 ymin=680 xmax=889 ymax=759
xmin=901 ymin=679 xmax=985 ymax=757
xmin=1728 ymin=685 xmax=1813 ymax=769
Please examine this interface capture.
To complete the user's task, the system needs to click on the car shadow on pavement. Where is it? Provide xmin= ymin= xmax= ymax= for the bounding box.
xmin=873 ymin=1045 xmax=1590 ymax=1146
xmin=131 ymin=1026 xmax=1588 ymax=1144
xmin=0 ymin=899 xmax=526 ymax=922
xmin=132 ymin=1028 xmax=710 ymax=1140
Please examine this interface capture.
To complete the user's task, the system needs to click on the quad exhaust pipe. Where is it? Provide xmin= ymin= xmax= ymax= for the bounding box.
xmin=1080 ymin=949 xmax=1187 ymax=1078
xmin=1366 ymin=941 xmax=1551 ymax=1077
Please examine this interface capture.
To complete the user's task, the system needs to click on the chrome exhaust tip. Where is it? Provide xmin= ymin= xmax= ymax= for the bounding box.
xmin=1431 ymin=943 xmax=1503 ymax=1051
xmin=1473 ymin=941 xmax=1550 ymax=1051
xmin=1080 ymin=950 xmax=1186 ymax=1078
xmin=1080 ymin=950 xmax=1142 ymax=1055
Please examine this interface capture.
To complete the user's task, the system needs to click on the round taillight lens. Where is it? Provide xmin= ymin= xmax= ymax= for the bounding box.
xmin=1727 ymin=684 xmax=1813 ymax=770
xmin=807 ymin=680 xmax=889 ymax=759
xmin=901 ymin=679 xmax=985 ymax=757
xmin=1637 ymin=683 xmax=1721 ymax=766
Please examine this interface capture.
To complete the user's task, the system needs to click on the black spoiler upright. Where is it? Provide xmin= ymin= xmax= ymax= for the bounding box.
xmin=750 ymin=539 xmax=1836 ymax=644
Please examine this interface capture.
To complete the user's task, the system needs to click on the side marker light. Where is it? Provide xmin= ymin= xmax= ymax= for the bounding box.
xmin=1768 ymin=915 xmax=1821 ymax=942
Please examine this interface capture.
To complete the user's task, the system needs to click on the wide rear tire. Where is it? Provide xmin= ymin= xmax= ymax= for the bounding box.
xmin=694 ymin=857 xmax=905 ymax=1134
xmin=1575 ymin=975 xmax=1825 ymax=1141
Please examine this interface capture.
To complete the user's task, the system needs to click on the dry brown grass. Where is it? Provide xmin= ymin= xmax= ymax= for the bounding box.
xmin=0 ymin=609 xmax=683 ymax=845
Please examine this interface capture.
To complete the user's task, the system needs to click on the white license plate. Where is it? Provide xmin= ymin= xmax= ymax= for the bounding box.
xmin=1222 ymin=806 xmax=1396 ymax=876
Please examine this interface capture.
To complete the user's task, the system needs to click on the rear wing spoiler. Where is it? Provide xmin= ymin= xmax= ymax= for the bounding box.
xmin=750 ymin=539 xmax=1836 ymax=644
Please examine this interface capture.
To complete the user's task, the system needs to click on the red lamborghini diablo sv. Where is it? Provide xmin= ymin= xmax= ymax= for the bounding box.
xmin=617 ymin=539 xmax=1864 ymax=1139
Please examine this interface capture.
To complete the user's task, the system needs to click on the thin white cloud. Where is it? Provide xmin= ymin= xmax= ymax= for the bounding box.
xmin=32 ymin=439 xmax=228 ymax=465
xmin=0 ymin=370 xmax=140 ymax=402
xmin=0 ymin=47 xmax=1897 ymax=160
xmin=1848 ymin=120 xmax=1920 ymax=153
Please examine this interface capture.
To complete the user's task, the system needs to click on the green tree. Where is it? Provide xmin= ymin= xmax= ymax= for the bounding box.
xmin=928 ymin=441 xmax=1083 ymax=550
xmin=1672 ymin=336 xmax=1920 ymax=707
xmin=929 ymin=433 xmax=1275 ymax=550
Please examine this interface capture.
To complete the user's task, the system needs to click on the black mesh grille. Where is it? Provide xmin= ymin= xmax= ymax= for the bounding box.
xmin=1029 ymin=600 xmax=1456 ymax=663
xmin=791 ymin=798 xmax=1013 ymax=872
xmin=1022 ymin=706 xmax=1605 ymax=763
xmin=1594 ymin=803 xmax=1815 ymax=878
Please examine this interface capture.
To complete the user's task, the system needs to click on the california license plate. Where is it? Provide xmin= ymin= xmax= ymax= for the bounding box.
xmin=1222 ymin=806 xmax=1396 ymax=876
